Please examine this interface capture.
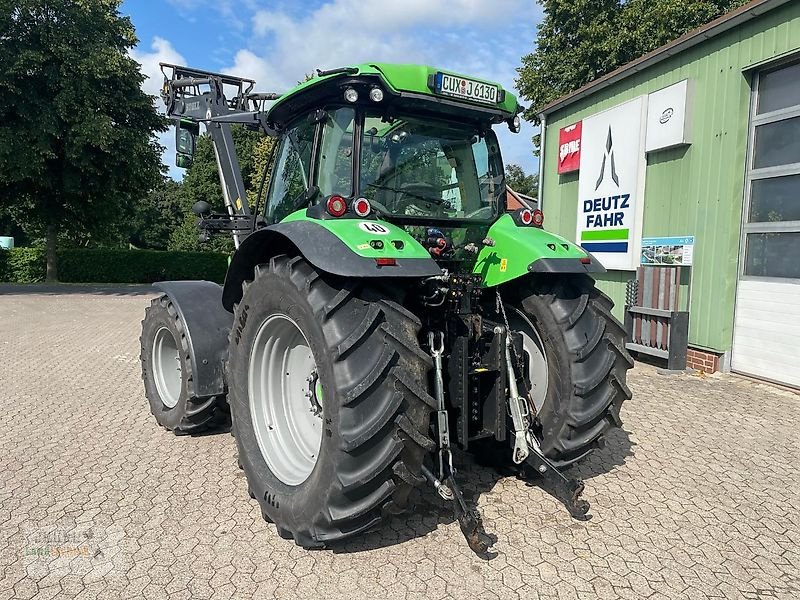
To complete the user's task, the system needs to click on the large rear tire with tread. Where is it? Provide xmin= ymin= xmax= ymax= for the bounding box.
xmin=510 ymin=274 xmax=633 ymax=468
xmin=227 ymin=255 xmax=435 ymax=548
xmin=140 ymin=295 xmax=228 ymax=434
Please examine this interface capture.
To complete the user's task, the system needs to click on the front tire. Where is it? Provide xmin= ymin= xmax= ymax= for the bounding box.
xmin=510 ymin=274 xmax=633 ymax=467
xmin=227 ymin=256 xmax=435 ymax=547
xmin=140 ymin=295 xmax=227 ymax=433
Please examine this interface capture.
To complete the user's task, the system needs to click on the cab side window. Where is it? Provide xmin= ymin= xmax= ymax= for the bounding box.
xmin=316 ymin=107 xmax=355 ymax=197
xmin=265 ymin=117 xmax=315 ymax=223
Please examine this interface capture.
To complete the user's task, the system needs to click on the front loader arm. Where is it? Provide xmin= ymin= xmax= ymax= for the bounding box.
xmin=159 ymin=63 xmax=279 ymax=247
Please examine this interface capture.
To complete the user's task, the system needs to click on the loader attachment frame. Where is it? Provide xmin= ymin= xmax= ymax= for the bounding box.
xmin=159 ymin=63 xmax=279 ymax=247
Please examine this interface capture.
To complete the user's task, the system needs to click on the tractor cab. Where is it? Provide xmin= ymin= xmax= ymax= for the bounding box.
xmin=261 ymin=64 xmax=523 ymax=267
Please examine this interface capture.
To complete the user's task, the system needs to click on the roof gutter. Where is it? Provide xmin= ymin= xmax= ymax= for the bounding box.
xmin=537 ymin=0 xmax=793 ymax=119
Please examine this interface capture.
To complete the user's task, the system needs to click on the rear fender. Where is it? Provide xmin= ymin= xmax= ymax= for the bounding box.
xmin=153 ymin=281 xmax=233 ymax=398
xmin=473 ymin=214 xmax=604 ymax=287
xmin=222 ymin=217 xmax=441 ymax=311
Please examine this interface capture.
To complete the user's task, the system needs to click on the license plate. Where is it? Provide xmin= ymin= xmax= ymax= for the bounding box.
xmin=434 ymin=72 xmax=500 ymax=105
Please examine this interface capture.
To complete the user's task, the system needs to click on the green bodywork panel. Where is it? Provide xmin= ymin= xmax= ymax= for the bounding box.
xmin=269 ymin=63 xmax=519 ymax=119
xmin=280 ymin=210 xmax=430 ymax=260
xmin=473 ymin=214 xmax=590 ymax=287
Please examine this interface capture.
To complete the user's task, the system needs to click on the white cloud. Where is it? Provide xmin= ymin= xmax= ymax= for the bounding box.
xmin=131 ymin=37 xmax=187 ymax=179
xmin=254 ymin=0 xmax=529 ymax=36
xmin=240 ymin=0 xmax=535 ymax=89
xmin=130 ymin=1 xmax=542 ymax=179
xmin=131 ymin=36 xmax=185 ymax=98
xmin=229 ymin=0 xmax=540 ymax=174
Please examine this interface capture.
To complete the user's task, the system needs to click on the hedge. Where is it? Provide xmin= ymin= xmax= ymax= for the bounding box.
xmin=0 ymin=247 xmax=228 ymax=284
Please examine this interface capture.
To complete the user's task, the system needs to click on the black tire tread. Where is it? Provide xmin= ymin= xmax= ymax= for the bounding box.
xmin=140 ymin=295 xmax=227 ymax=435
xmin=520 ymin=275 xmax=633 ymax=467
xmin=232 ymin=256 xmax=434 ymax=547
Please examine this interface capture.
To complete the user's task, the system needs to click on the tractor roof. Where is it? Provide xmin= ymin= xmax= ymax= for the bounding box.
xmin=266 ymin=63 xmax=521 ymax=129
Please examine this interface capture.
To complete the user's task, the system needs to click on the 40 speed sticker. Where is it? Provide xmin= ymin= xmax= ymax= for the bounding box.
xmin=358 ymin=222 xmax=390 ymax=235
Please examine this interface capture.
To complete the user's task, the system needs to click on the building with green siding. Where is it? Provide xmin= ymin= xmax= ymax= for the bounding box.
xmin=536 ymin=0 xmax=800 ymax=388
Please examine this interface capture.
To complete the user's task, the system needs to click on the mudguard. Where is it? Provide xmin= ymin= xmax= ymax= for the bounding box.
xmin=473 ymin=214 xmax=605 ymax=287
xmin=222 ymin=216 xmax=441 ymax=311
xmin=153 ymin=281 xmax=233 ymax=398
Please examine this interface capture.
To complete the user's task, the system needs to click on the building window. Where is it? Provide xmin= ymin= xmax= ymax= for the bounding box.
xmin=742 ymin=60 xmax=800 ymax=280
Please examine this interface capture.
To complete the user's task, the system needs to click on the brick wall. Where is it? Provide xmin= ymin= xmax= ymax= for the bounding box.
xmin=686 ymin=348 xmax=721 ymax=373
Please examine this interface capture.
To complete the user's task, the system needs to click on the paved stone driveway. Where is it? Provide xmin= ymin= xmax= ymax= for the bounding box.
xmin=0 ymin=286 xmax=798 ymax=600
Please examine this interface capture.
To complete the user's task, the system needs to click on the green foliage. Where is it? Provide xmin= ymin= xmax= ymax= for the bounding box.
xmin=505 ymin=164 xmax=538 ymax=197
xmin=169 ymin=126 xmax=265 ymax=252
xmin=248 ymin=135 xmax=277 ymax=211
xmin=517 ymin=0 xmax=749 ymax=126
xmin=0 ymin=247 xmax=228 ymax=284
xmin=0 ymin=248 xmax=46 ymax=283
xmin=128 ymin=177 xmax=184 ymax=250
xmin=0 ymin=0 xmax=167 ymax=277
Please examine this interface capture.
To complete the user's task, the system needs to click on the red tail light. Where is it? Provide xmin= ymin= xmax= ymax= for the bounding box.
xmin=353 ymin=197 xmax=371 ymax=217
xmin=520 ymin=209 xmax=533 ymax=225
xmin=326 ymin=195 xmax=347 ymax=217
xmin=532 ymin=209 xmax=545 ymax=227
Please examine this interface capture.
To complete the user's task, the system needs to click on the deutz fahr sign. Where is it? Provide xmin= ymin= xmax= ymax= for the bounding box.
xmin=576 ymin=97 xmax=647 ymax=271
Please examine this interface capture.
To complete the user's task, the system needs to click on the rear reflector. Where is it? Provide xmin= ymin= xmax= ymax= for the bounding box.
xmin=375 ymin=258 xmax=397 ymax=266
xmin=580 ymin=256 xmax=591 ymax=264
xmin=353 ymin=197 xmax=371 ymax=217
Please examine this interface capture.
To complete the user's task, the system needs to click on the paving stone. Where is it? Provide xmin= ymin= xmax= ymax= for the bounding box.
xmin=0 ymin=287 xmax=798 ymax=599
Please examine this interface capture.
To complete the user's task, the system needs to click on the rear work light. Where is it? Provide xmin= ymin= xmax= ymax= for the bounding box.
xmin=353 ymin=197 xmax=371 ymax=217
xmin=532 ymin=209 xmax=545 ymax=227
xmin=326 ymin=195 xmax=347 ymax=217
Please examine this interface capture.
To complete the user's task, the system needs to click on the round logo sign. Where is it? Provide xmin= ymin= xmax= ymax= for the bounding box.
xmin=358 ymin=222 xmax=390 ymax=235
xmin=659 ymin=108 xmax=674 ymax=124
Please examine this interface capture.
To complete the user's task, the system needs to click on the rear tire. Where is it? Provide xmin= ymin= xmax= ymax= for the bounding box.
xmin=511 ymin=274 xmax=633 ymax=467
xmin=227 ymin=256 xmax=435 ymax=547
xmin=140 ymin=295 xmax=228 ymax=434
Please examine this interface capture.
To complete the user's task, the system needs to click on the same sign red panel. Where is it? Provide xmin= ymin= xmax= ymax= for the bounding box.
xmin=558 ymin=121 xmax=582 ymax=174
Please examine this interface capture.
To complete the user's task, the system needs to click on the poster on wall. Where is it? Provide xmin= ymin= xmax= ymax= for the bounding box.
xmin=558 ymin=121 xmax=582 ymax=174
xmin=641 ymin=236 xmax=694 ymax=266
xmin=576 ymin=96 xmax=648 ymax=271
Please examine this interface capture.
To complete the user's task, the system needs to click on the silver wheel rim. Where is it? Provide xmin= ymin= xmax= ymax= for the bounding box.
xmin=248 ymin=313 xmax=323 ymax=486
xmin=506 ymin=306 xmax=549 ymax=414
xmin=152 ymin=327 xmax=182 ymax=409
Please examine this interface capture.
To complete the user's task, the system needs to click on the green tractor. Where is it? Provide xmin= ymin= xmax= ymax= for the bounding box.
xmin=140 ymin=63 xmax=632 ymax=553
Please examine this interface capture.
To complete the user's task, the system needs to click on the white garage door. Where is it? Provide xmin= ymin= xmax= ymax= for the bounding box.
xmin=731 ymin=59 xmax=800 ymax=388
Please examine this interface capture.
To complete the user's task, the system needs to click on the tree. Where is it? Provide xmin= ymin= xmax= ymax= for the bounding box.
xmin=128 ymin=177 xmax=184 ymax=250
xmin=505 ymin=164 xmax=538 ymax=198
xmin=0 ymin=0 xmax=165 ymax=280
xmin=517 ymin=0 xmax=748 ymax=126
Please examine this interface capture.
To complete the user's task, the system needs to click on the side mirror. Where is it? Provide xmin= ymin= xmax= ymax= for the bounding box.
xmin=175 ymin=119 xmax=199 ymax=169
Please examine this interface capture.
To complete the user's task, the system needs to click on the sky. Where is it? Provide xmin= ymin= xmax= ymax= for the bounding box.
xmin=122 ymin=0 xmax=542 ymax=180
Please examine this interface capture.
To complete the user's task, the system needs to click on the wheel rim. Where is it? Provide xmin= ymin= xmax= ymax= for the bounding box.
xmin=506 ymin=306 xmax=549 ymax=414
xmin=152 ymin=327 xmax=182 ymax=409
xmin=249 ymin=313 xmax=323 ymax=486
